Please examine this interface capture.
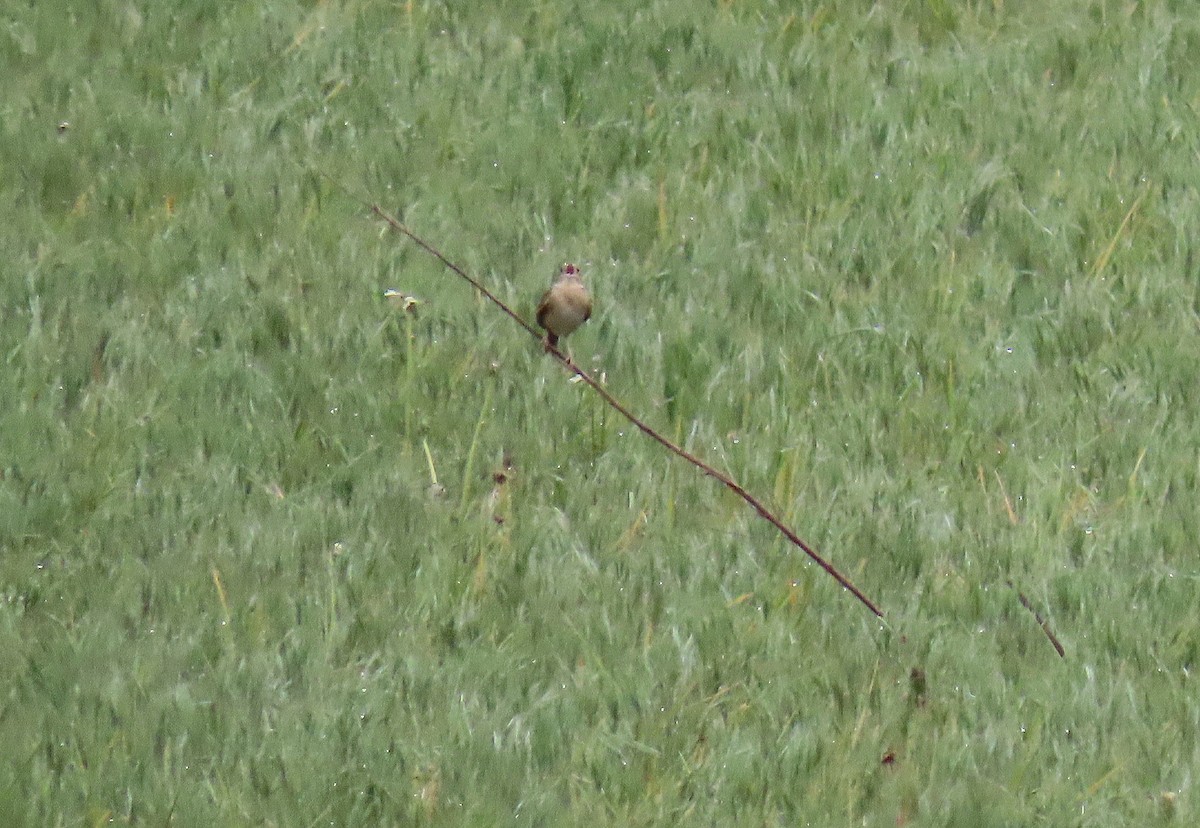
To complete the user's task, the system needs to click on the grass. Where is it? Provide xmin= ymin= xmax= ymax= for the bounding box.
xmin=2 ymin=0 xmax=1199 ymax=824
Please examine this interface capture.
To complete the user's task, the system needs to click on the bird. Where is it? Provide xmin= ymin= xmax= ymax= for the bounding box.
xmin=536 ymin=263 xmax=592 ymax=351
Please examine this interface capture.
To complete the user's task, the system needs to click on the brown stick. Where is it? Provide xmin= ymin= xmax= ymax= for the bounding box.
xmin=372 ymin=206 xmax=884 ymax=618
xmin=1008 ymin=580 xmax=1065 ymax=657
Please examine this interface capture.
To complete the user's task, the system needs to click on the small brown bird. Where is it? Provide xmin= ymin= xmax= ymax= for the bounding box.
xmin=536 ymin=263 xmax=592 ymax=350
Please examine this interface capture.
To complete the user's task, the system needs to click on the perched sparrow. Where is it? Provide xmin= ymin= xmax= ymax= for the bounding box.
xmin=536 ymin=263 xmax=592 ymax=349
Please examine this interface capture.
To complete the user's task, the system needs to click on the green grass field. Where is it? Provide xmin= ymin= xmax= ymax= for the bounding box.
xmin=3 ymin=0 xmax=1199 ymax=824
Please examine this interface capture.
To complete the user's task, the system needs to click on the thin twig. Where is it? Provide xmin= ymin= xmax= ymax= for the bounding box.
xmin=1008 ymin=580 xmax=1065 ymax=657
xmin=371 ymin=205 xmax=884 ymax=619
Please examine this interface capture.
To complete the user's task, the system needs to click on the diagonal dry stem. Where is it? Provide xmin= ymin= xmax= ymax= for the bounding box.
xmin=1008 ymin=580 xmax=1066 ymax=658
xmin=372 ymin=205 xmax=883 ymax=619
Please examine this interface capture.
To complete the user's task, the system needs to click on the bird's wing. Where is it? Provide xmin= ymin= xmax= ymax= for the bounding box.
xmin=535 ymin=288 xmax=553 ymax=328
